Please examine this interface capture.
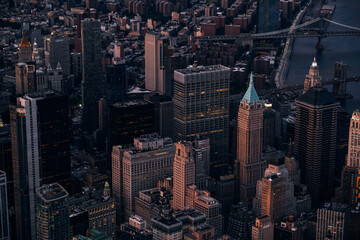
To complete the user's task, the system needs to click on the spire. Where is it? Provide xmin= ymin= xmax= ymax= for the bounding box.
xmin=19 ymin=32 xmax=31 ymax=47
xmin=311 ymin=57 xmax=318 ymax=68
xmin=47 ymin=63 xmax=52 ymax=71
xmin=56 ymin=62 xmax=62 ymax=70
xmin=241 ymin=72 xmax=260 ymax=105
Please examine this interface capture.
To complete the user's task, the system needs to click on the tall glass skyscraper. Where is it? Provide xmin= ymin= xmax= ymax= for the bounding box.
xmin=174 ymin=65 xmax=231 ymax=178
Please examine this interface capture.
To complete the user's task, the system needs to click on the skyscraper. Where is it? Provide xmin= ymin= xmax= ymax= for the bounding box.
xmin=193 ymin=136 xmax=210 ymax=189
xmin=316 ymin=202 xmax=349 ymax=240
xmin=15 ymin=62 xmax=36 ymax=95
xmin=173 ymin=141 xmax=195 ymax=210
xmin=19 ymin=32 xmax=32 ymax=63
xmin=121 ymin=134 xmax=175 ymax=219
xmin=253 ymin=156 xmax=296 ymax=222
xmin=294 ymin=87 xmax=339 ymax=208
xmin=36 ymin=183 xmax=70 ymax=240
xmin=235 ymin=73 xmax=266 ymax=207
xmin=81 ymin=18 xmax=103 ymax=133
xmin=303 ymin=58 xmax=322 ymax=94
xmin=145 ymin=33 xmax=171 ymax=96
xmin=0 ymin=171 xmax=10 ymax=240
xmin=44 ymin=34 xmax=70 ymax=77
xmin=11 ymin=90 xmax=71 ymax=240
xmin=257 ymin=0 xmax=279 ymax=33
xmin=346 ymin=109 xmax=360 ymax=167
xmin=174 ymin=65 xmax=231 ymax=178
xmin=106 ymin=60 xmax=127 ymax=104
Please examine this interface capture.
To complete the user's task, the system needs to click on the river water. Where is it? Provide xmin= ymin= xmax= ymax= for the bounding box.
xmin=286 ymin=0 xmax=360 ymax=113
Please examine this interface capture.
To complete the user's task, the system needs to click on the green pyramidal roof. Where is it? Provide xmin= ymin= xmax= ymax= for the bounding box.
xmin=241 ymin=72 xmax=260 ymax=105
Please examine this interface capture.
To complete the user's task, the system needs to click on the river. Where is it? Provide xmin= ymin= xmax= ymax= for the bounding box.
xmin=286 ymin=0 xmax=360 ymax=113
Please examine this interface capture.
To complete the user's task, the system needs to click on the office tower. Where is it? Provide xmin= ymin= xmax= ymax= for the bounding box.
xmin=44 ymin=34 xmax=70 ymax=79
xmin=151 ymin=216 xmax=183 ymax=240
xmin=15 ymin=62 xmax=36 ymax=95
xmin=263 ymin=103 xmax=276 ymax=148
xmin=227 ymin=203 xmax=255 ymax=240
xmin=145 ymin=33 xmax=171 ymax=96
xmin=235 ymin=73 xmax=266 ymax=207
xmin=111 ymin=145 xmax=124 ymax=226
xmin=193 ymin=136 xmax=210 ymax=189
xmin=284 ymin=141 xmax=301 ymax=185
xmin=120 ymin=215 xmax=153 ymax=240
xmin=36 ymin=183 xmax=70 ymax=240
xmin=333 ymin=62 xmax=347 ymax=97
xmin=19 ymin=32 xmax=32 ymax=62
xmin=294 ymin=87 xmax=339 ymax=208
xmin=316 ymin=202 xmax=349 ymax=240
xmin=194 ymin=195 xmax=223 ymax=238
xmin=0 ymin=171 xmax=10 ymax=240
xmin=257 ymin=0 xmax=279 ymax=33
xmin=109 ymin=99 xmax=155 ymax=146
xmin=253 ymin=156 xmax=296 ymax=222
xmin=81 ymin=19 xmax=103 ymax=133
xmin=339 ymin=167 xmax=360 ymax=204
xmin=144 ymin=93 xmax=174 ymax=139
xmin=122 ymin=134 xmax=175 ymax=219
xmin=105 ymin=60 xmax=127 ymax=104
xmin=47 ymin=62 xmax=63 ymax=92
xmin=174 ymin=65 xmax=231 ymax=178
xmin=303 ymin=58 xmax=322 ymax=94
xmin=252 ymin=216 xmax=274 ymax=240
xmin=11 ymin=91 xmax=71 ymax=240
xmin=36 ymin=68 xmax=48 ymax=91
xmin=173 ymin=142 xmax=195 ymax=210
xmin=71 ymin=51 xmax=82 ymax=81
xmin=346 ymin=109 xmax=360 ymax=167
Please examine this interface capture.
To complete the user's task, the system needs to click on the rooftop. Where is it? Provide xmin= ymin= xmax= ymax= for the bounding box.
xmin=36 ymin=183 xmax=68 ymax=203
xmin=175 ymin=64 xmax=230 ymax=75
xmin=296 ymin=87 xmax=338 ymax=107
xmin=112 ymin=99 xmax=151 ymax=108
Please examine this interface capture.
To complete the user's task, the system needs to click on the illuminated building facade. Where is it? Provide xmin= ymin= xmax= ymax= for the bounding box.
xmin=174 ymin=65 xmax=231 ymax=178
xmin=19 ymin=32 xmax=32 ymax=63
xmin=303 ymin=58 xmax=322 ymax=94
xmin=346 ymin=109 xmax=360 ymax=168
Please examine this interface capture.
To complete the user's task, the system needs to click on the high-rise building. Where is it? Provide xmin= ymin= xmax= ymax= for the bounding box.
xmin=174 ymin=65 xmax=231 ymax=178
xmin=346 ymin=109 xmax=360 ymax=167
xmin=19 ymin=32 xmax=32 ymax=63
xmin=173 ymin=142 xmax=195 ymax=210
xmin=227 ymin=203 xmax=255 ymax=240
xmin=257 ymin=0 xmax=279 ymax=33
xmin=316 ymin=202 xmax=349 ymax=240
xmin=193 ymin=137 xmax=210 ymax=189
xmin=253 ymin=156 xmax=296 ymax=222
xmin=235 ymin=73 xmax=266 ymax=207
xmin=263 ymin=103 xmax=276 ymax=148
xmin=339 ymin=167 xmax=360 ymax=204
xmin=0 ymin=171 xmax=10 ymax=240
xmin=145 ymin=33 xmax=172 ymax=96
xmin=47 ymin=62 xmax=63 ymax=92
xmin=294 ymin=87 xmax=339 ymax=208
xmin=81 ymin=18 xmax=103 ymax=133
xmin=11 ymin=90 xmax=71 ymax=240
xmin=303 ymin=58 xmax=322 ymax=94
xmin=194 ymin=195 xmax=224 ymax=238
xmin=15 ymin=62 xmax=36 ymax=95
xmin=36 ymin=183 xmax=70 ymax=240
xmin=122 ymin=134 xmax=175 ymax=219
xmin=252 ymin=216 xmax=274 ymax=240
xmin=44 ymin=34 xmax=70 ymax=77
xmin=284 ymin=141 xmax=301 ymax=185
xmin=106 ymin=60 xmax=127 ymax=104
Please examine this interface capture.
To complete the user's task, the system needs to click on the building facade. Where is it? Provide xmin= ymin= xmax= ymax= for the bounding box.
xmin=346 ymin=109 xmax=360 ymax=168
xmin=303 ymin=58 xmax=322 ymax=94
xmin=235 ymin=73 xmax=266 ymax=207
xmin=174 ymin=65 xmax=231 ymax=178
xmin=0 ymin=171 xmax=10 ymax=240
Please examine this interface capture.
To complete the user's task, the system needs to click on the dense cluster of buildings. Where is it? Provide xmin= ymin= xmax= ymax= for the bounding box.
xmin=0 ymin=0 xmax=359 ymax=240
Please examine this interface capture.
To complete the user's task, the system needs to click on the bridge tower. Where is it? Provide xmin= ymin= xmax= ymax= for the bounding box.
xmin=333 ymin=62 xmax=348 ymax=98
xmin=237 ymin=34 xmax=253 ymax=49
xmin=316 ymin=18 xmax=325 ymax=50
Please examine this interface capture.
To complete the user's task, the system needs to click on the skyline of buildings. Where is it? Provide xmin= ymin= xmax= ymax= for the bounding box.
xmin=1 ymin=0 xmax=360 ymax=239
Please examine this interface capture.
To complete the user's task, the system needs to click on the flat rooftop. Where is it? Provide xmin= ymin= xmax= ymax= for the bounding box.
xmin=175 ymin=65 xmax=230 ymax=75
xmin=36 ymin=183 xmax=68 ymax=203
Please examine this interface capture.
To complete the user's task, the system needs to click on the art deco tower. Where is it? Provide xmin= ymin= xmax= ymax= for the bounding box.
xmin=173 ymin=141 xmax=195 ymax=210
xmin=303 ymin=57 xmax=322 ymax=94
xmin=18 ymin=32 xmax=32 ymax=63
xmin=235 ymin=73 xmax=266 ymax=207
xmin=346 ymin=109 xmax=360 ymax=168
